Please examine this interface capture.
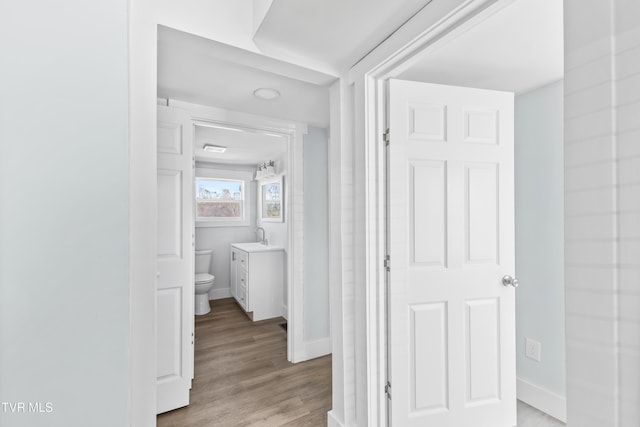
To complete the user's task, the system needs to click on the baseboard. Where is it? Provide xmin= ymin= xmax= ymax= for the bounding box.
xmin=208 ymin=287 xmax=231 ymax=300
xmin=517 ymin=377 xmax=566 ymax=423
xmin=327 ymin=410 xmax=344 ymax=427
xmin=300 ymin=336 xmax=332 ymax=361
xmin=282 ymin=304 xmax=288 ymax=320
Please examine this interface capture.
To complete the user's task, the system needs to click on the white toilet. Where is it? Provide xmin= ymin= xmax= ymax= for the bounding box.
xmin=194 ymin=250 xmax=215 ymax=315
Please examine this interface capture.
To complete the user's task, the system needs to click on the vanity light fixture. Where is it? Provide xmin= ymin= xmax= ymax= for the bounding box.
xmin=264 ymin=161 xmax=275 ymax=176
xmin=255 ymin=160 xmax=276 ymax=180
xmin=255 ymin=164 xmax=264 ymax=180
xmin=203 ymin=144 xmax=227 ymax=153
xmin=253 ymin=88 xmax=280 ymax=100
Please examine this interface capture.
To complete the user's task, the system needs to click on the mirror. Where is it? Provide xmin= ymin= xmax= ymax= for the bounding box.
xmin=260 ymin=176 xmax=284 ymax=222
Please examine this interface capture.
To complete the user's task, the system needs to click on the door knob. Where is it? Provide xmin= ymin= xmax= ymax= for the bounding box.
xmin=502 ymin=275 xmax=519 ymax=288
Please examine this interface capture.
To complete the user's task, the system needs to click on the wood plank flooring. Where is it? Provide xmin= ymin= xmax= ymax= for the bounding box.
xmin=157 ymin=298 xmax=331 ymax=427
xmin=157 ymin=298 xmax=564 ymax=427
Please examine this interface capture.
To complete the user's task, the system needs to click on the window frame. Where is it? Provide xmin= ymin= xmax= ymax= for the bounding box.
xmin=194 ymin=167 xmax=253 ymax=228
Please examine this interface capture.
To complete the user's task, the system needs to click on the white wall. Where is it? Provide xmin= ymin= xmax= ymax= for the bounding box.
xmin=156 ymin=0 xmax=256 ymax=52
xmin=258 ymin=152 xmax=289 ymax=248
xmin=564 ymin=0 xmax=640 ymax=425
xmin=195 ymin=163 xmax=257 ymax=299
xmin=514 ymin=81 xmax=566 ymax=415
xmin=258 ymin=152 xmax=289 ymax=313
xmin=303 ymin=127 xmax=330 ymax=341
xmin=0 ymin=1 xmax=130 ymax=426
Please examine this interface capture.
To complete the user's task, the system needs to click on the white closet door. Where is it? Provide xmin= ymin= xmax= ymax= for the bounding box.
xmin=156 ymin=105 xmax=194 ymax=414
xmin=387 ymin=79 xmax=516 ymax=427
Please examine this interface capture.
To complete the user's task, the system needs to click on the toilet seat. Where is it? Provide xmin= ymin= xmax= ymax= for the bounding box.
xmin=195 ymin=273 xmax=214 ymax=283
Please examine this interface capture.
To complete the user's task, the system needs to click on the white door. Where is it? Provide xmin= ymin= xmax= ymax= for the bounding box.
xmin=156 ymin=105 xmax=194 ymax=414
xmin=387 ymin=80 xmax=516 ymax=426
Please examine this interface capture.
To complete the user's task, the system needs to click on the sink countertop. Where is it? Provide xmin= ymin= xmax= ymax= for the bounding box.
xmin=231 ymin=242 xmax=284 ymax=253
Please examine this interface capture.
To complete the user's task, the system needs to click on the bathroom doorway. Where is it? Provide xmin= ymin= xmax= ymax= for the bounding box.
xmin=155 ymin=26 xmax=333 ymax=415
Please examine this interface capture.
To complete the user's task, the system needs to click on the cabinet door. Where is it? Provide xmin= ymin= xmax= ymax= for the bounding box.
xmin=230 ymin=249 xmax=237 ymax=299
xmin=239 ymin=269 xmax=249 ymax=310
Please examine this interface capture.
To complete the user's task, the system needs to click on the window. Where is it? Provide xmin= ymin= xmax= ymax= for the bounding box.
xmin=195 ymin=178 xmax=245 ymax=222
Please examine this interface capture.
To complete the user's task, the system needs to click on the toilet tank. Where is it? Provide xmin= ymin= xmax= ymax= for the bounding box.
xmin=194 ymin=250 xmax=212 ymax=274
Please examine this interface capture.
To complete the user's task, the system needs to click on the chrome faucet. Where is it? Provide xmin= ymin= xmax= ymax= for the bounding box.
xmin=255 ymin=227 xmax=266 ymax=245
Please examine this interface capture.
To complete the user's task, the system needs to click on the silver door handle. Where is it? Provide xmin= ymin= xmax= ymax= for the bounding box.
xmin=502 ymin=275 xmax=519 ymax=287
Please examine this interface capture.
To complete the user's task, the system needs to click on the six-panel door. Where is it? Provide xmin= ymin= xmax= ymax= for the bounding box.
xmin=388 ymin=79 xmax=516 ymax=427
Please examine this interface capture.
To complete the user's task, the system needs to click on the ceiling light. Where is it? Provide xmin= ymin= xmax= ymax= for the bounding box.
xmin=203 ymin=144 xmax=227 ymax=153
xmin=253 ymin=88 xmax=280 ymax=100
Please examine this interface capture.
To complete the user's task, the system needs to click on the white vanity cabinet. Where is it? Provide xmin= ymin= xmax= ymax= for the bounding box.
xmin=230 ymin=243 xmax=284 ymax=321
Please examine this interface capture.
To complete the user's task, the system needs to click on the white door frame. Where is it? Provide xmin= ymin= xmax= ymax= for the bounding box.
xmin=167 ymin=99 xmax=308 ymax=362
xmin=128 ymin=11 xmax=327 ymax=424
xmin=346 ymin=0 xmax=516 ymax=424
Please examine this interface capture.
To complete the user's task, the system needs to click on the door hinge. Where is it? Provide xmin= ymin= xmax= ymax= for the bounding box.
xmin=383 ymin=128 xmax=390 ymax=145
xmin=384 ymin=254 xmax=390 ymax=272
xmin=385 ymin=381 xmax=391 ymax=399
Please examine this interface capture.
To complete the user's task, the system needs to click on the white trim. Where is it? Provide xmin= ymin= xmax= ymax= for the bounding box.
xmin=299 ymin=337 xmax=332 ymax=361
xmin=282 ymin=304 xmax=288 ymax=320
xmin=327 ymin=410 xmax=345 ymax=427
xmin=129 ymin=6 xmax=329 ymax=425
xmin=169 ymin=99 xmax=307 ymax=365
xmin=348 ymin=0 xmax=504 ymax=82
xmin=208 ymin=287 xmax=231 ymax=300
xmin=350 ymin=0 xmax=512 ymax=425
xmin=286 ymin=119 xmax=307 ymax=363
xmin=195 ymin=168 xmax=253 ymax=228
xmin=328 ymin=79 xmax=349 ymax=424
xmin=169 ymin=100 xmax=308 ymax=134
xmin=517 ymin=378 xmax=567 ymax=423
xmin=128 ymin=4 xmax=158 ymax=425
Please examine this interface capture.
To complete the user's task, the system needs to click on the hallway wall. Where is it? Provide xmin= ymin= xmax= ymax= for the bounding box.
xmin=0 ymin=1 xmax=130 ymax=426
xmin=303 ymin=127 xmax=330 ymax=342
xmin=515 ymin=80 xmax=566 ymax=417
xmin=564 ymin=0 xmax=640 ymax=425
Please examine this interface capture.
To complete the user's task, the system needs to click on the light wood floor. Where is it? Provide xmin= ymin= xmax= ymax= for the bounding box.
xmin=157 ymin=298 xmax=332 ymax=427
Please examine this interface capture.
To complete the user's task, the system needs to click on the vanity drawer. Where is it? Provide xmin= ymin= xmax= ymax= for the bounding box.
xmin=236 ymin=250 xmax=249 ymax=270
xmin=239 ymin=270 xmax=248 ymax=291
xmin=237 ymin=285 xmax=248 ymax=310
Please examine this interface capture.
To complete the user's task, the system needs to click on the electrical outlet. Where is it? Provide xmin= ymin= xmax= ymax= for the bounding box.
xmin=525 ymin=338 xmax=541 ymax=362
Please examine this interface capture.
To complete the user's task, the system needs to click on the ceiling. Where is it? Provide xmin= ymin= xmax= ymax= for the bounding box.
xmin=194 ymin=124 xmax=287 ymax=165
xmin=254 ymin=0 xmax=433 ymax=69
xmin=397 ymin=0 xmax=563 ymax=94
xmin=158 ymin=27 xmax=332 ymax=128
xmin=159 ymin=0 xmax=563 ymax=135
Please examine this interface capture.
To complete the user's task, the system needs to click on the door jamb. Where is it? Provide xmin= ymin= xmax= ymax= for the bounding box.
xmin=169 ymin=99 xmax=308 ymax=363
xmin=349 ymin=0 xmax=514 ymax=424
